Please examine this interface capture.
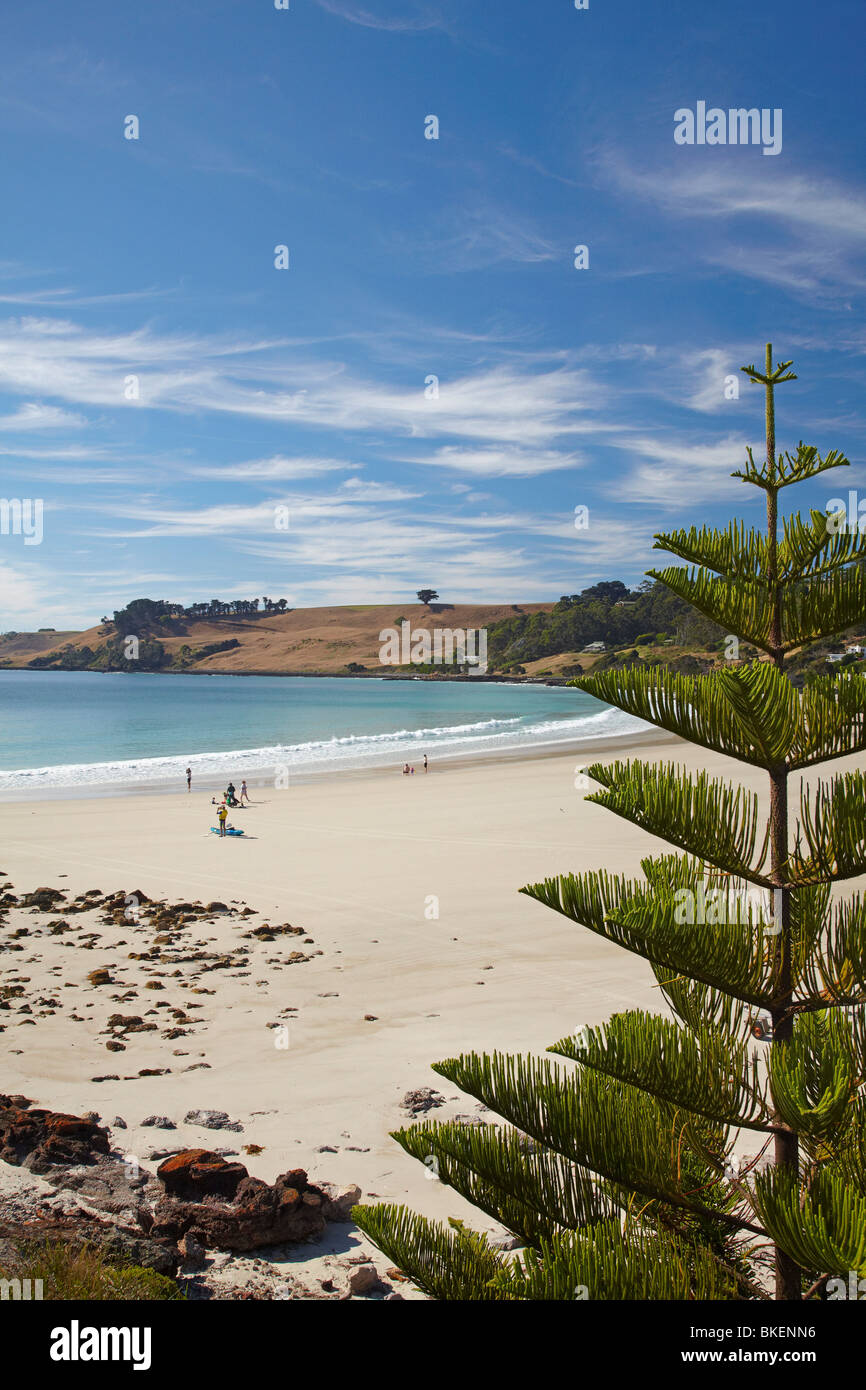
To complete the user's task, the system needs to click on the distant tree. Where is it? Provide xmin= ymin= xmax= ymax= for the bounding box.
xmin=417 ymin=589 xmax=439 ymax=606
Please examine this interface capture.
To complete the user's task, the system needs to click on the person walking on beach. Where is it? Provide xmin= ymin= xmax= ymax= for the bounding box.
xmin=240 ymin=780 xmax=250 ymax=804
xmin=217 ymin=802 xmax=228 ymax=837
xmin=423 ymin=754 xmax=428 ymax=773
xmin=186 ymin=766 xmax=192 ymax=792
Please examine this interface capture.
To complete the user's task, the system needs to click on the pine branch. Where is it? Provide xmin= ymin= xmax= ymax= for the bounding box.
xmin=551 ymin=1010 xmax=773 ymax=1133
xmin=392 ymin=1120 xmax=618 ymax=1246
xmin=791 ymin=771 xmax=866 ymax=884
xmin=768 ymin=1011 xmax=858 ymax=1141
xmin=751 ymin=1167 xmax=866 ymax=1278
xmin=491 ymin=1220 xmax=741 ymax=1301
xmin=431 ymin=1050 xmax=765 ymax=1235
xmin=586 ymin=759 xmax=772 ymax=885
xmin=781 ymin=508 xmax=866 ymax=582
xmin=522 ymin=856 xmax=777 ymax=1009
xmin=351 ymin=1204 xmax=505 ymax=1299
xmin=732 ymin=443 xmax=848 ymax=492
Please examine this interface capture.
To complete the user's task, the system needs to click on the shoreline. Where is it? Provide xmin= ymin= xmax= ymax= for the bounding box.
xmin=0 ymin=723 xmax=673 ymax=803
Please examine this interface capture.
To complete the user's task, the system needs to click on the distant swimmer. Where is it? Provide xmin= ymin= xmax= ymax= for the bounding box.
xmin=186 ymin=766 xmax=192 ymax=792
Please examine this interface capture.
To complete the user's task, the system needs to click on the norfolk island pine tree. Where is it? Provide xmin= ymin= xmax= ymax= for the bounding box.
xmin=353 ymin=346 xmax=866 ymax=1301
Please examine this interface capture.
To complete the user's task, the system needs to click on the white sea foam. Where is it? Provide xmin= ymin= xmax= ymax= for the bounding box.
xmin=0 ymin=705 xmax=649 ymax=792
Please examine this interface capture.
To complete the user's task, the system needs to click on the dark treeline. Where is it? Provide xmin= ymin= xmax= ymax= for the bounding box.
xmin=106 ymin=597 xmax=290 ymax=635
xmin=486 ymin=580 xmax=725 ymax=670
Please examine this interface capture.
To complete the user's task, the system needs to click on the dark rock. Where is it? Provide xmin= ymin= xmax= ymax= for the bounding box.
xmin=156 ymin=1150 xmax=248 ymax=1201
xmin=0 ymin=1209 xmax=177 ymax=1277
xmin=178 ymin=1233 xmax=206 ymax=1269
xmin=401 ymin=1087 xmax=445 ymax=1116
xmin=150 ymin=1167 xmax=326 ymax=1252
xmin=0 ymin=1095 xmax=111 ymax=1172
xmin=20 ymin=887 xmax=65 ymax=909
xmin=184 ymin=1109 xmax=243 ymax=1132
xmin=348 ymin=1263 xmax=379 ymax=1295
xmin=319 ymin=1182 xmax=362 ymax=1222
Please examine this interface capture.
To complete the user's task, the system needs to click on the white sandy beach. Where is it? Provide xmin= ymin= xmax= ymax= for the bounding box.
xmin=2 ymin=735 xmax=864 ymax=1288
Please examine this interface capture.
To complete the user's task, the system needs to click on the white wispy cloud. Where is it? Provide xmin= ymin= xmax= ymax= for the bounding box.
xmin=601 ymin=155 xmax=866 ymax=298
xmin=416 ymin=202 xmax=562 ymax=271
xmin=183 ymin=455 xmax=356 ymax=482
xmin=315 ymin=0 xmax=446 ymax=32
xmin=615 ymin=433 xmax=753 ymax=507
xmin=0 ymin=317 xmax=607 ymax=448
xmin=608 ymin=161 xmax=866 ymax=242
xmin=398 ymin=445 xmax=585 ymax=477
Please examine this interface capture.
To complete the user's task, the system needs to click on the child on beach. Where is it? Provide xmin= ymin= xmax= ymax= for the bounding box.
xmin=217 ymin=803 xmax=228 ymax=837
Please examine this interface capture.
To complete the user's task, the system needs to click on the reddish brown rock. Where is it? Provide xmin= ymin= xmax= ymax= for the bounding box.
xmin=156 ymin=1149 xmax=248 ymax=1201
xmin=151 ymin=1161 xmax=327 ymax=1251
xmin=0 ymin=1094 xmax=110 ymax=1172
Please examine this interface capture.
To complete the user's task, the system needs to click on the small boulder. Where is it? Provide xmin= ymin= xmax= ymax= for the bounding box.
xmin=184 ymin=1109 xmax=243 ymax=1132
xmin=348 ymin=1264 xmax=379 ymax=1295
xmin=156 ymin=1149 xmax=248 ymax=1201
xmin=178 ymin=1233 xmax=206 ymax=1269
xmin=401 ymin=1087 xmax=445 ymax=1116
xmin=318 ymin=1182 xmax=361 ymax=1222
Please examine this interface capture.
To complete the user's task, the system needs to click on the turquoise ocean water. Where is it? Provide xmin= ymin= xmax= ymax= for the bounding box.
xmin=0 ymin=671 xmax=648 ymax=793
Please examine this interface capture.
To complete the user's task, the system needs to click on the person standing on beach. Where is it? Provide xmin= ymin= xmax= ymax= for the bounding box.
xmin=240 ymin=780 xmax=250 ymax=804
xmin=423 ymin=754 xmax=428 ymax=773
xmin=217 ymin=802 xmax=228 ymax=837
xmin=186 ymin=766 xmax=192 ymax=792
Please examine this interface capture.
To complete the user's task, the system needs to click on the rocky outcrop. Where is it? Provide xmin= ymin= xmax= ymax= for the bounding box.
xmin=152 ymin=1152 xmax=328 ymax=1251
xmin=0 ymin=1094 xmax=110 ymax=1172
xmin=0 ymin=1207 xmax=179 ymax=1276
xmin=0 ymin=1095 xmax=364 ymax=1283
xmin=156 ymin=1149 xmax=249 ymax=1201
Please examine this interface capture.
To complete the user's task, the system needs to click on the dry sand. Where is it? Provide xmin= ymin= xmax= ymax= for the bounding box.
xmin=2 ymin=736 xmax=864 ymax=1283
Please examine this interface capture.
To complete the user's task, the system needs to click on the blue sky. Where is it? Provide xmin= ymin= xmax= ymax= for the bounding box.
xmin=0 ymin=0 xmax=864 ymax=627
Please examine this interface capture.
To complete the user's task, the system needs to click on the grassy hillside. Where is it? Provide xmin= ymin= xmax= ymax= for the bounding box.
xmin=0 ymin=603 xmax=553 ymax=677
